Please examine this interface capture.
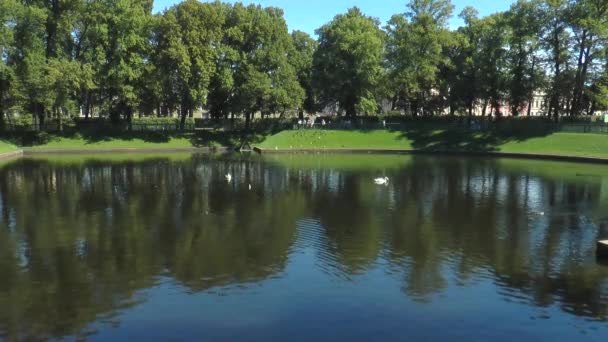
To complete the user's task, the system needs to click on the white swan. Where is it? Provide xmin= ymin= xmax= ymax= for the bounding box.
xmin=248 ymin=184 xmax=252 ymax=190
xmin=225 ymin=174 xmax=232 ymax=183
xmin=374 ymin=177 xmax=389 ymax=185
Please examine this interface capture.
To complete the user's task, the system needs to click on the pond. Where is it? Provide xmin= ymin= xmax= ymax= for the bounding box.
xmin=1 ymin=153 xmax=608 ymax=341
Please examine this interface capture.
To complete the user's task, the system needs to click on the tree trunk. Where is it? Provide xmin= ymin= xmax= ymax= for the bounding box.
xmin=571 ymin=30 xmax=591 ymax=116
xmin=180 ymin=105 xmax=188 ymax=131
xmin=58 ymin=107 xmax=63 ymax=132
xmin=549 ymin=29 xmax=562 ymax=120
xmin=126 ymin=107 xmax=133 ymax=131
xmin=245 ymin=111 xmax=251 ymax=131
xmin=36 ymin=103 xmax=45 ymax=131
xmin=527 ymin=57 xmax=536 ymax=117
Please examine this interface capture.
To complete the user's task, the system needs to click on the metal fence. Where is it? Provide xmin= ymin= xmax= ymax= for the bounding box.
xmin=3 ymin=117 xmax=608 ymax=134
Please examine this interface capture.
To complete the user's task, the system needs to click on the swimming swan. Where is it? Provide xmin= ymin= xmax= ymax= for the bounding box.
xmin=374 ymin=177 xmax=389 ymax=185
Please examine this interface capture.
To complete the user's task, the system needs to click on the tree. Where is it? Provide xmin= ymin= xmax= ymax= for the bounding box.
xmin=44 ymin=58 xmax=81 ymax=130
xmin=156 ymin=0 xmax=225 ymax=129
xmin=386 ymin=0 xmax=455 ymax=115
xmin=208 ymin=4 xmax=303 ymax=128
xmin=568 ymin=0 xmax=608 ymax=116
xmin=476 ymin=13 xmax=509 ymax=117
xmin=313 ymin=7 xmax=385 ymax=117
xmin=85 ymin=0 xmax=154 ymax=125
xmin=452 ymin=7 xmax=481 ymax=117
xmin=504 ymin=0 xmax=543 ymax=116
xmin=540 ymin=0 xmax=572 ymax=120
xmin=289 ymin=30 xmax=317 ymax=118
xmin=11 ymin=3 xmax=48 ymax=127
xmin=0 ymin=0 xmax=20 ymax=129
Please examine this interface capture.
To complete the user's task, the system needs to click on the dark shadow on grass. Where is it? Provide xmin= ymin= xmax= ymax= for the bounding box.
xmin=389 ymin=124 xmax=555 ymax=152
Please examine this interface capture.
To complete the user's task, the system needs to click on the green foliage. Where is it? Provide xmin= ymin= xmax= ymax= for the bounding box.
xmin=386 ymin=0 xmax=455 ymax=115
xmin=290 ymin=31 xmax=318 ymax=114
xmin=313 ymin=7 xmax=385 ymax=116
xmin=0 ymin=0 xmax=607 ymax=138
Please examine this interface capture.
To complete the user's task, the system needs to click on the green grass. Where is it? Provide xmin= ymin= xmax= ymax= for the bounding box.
xmin=27 ymin=135 xmax=195 ymax=150
xmin=22 ymin=153 xmax=196 ymax=164
xmin=498 ymin=133 xmax=608 ymax=158
xmin=258 ymin=129 xmax=608 ymax=160
xmin=258 ymin=130 xmax=414 ymax=150
xmin=0 ymin=140 xmax=19 ymax=154
xmin=7 ymin=130 xmax=272 ymax=151
xmin=8 ymin=131 xmax=249 ymax=150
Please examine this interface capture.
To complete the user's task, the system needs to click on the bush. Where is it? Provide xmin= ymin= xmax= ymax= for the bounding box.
xmin=7 ymin=115 xmax=34 ymax=130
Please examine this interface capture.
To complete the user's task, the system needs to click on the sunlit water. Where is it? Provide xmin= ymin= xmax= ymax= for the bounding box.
xmin=1 ymin=153 xmax=608 ymax=341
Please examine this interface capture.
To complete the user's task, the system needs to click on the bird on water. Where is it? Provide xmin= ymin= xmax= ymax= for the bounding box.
xmin=374 ymin=177 xmax=389 ymax=185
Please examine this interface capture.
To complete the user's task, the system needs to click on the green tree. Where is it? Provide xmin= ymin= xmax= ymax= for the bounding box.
xmin=568 ymin=0 xmax=608 ymax=116
xmin=289 ymin=30 xmax=318 ymax=118
xmin=85 ymin=0 xmax=153 ymax=125
xmin=156 ymin=0 xmax=225 ymax=129
xmin=451 ymin=7 xmax=481 ymax=117
xmin=313 ymin=7 xmax=385 ymax=117
xmin=540 ymin=0 xmax=572 ymax=120
xmin=11 ymin=3 xmax=48 ymax=127
xmin=504 ymin=0 xmax=543 ymax=116
xmin=476 ymin=14 xmax=509 ymax=116
xmin=386 ymin=0 xmax=454 ymax=115
xmin=0 ymin=0 xmax=20 ymax=129
xmin=208 ymin=4 xmax=303 ymax=127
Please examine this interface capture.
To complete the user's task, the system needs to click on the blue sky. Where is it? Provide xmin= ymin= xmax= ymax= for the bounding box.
xmin=153 ymin=0 xmax=515 ymax=35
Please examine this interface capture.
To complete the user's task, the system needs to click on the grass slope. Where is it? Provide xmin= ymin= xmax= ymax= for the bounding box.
xmin=14 ymin=131 xmax=246 ymax=150
xmin=0 ymin=140 xmax=19 ymax=154
xmin=27 ymin=135 xmax=195 ymax=150
xmin=259 ymin=130 xmax=413 ymax=150
xmin=259 ymin=130 xmax=608 ymax=159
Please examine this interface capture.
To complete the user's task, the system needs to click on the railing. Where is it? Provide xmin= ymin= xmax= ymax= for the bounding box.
xmin=3 ymin=117 xmax=607 ymax=134
xmin=291 ymin=120 xmax=608 ymax=134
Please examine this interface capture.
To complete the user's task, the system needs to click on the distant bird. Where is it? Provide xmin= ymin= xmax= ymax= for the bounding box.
xmin=225 ymin=174 xmax=232 ymax=183
xmin=248 ymin=184 xmax=252 ymax=190
xmin=374 ymin=177 xmax=389 ymax=185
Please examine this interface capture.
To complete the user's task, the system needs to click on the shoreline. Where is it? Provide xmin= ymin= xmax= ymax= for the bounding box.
xmin=21 ymin=146 xmax=229 ymax=155
xmin=2 ymin=145 xmax=608 ymax=165
xmin=253 ymin=147 xmax=608 ymax=164
xmin=0 ymin=147 xmax=229 ymax=161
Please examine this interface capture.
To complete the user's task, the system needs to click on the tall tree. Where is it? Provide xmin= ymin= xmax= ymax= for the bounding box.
xmin=476 ymin=13 xmax=509 ymax=116
xmin=386 ymin=0 xmax=454 ymax=115
xmin=157 ymin=0 xmax=225 ymax=129
xmin=504 ymin=0 xmax=543 ymax=116
xmin=449 ymin=7 xmax=481 ymax=117
xmin=85 ymin=0 xmax=154 ymax=125
xmin=540 ymin=0 xmax=571 ymax=120
xmin=568 ymin=0 xmax=608 ymax=116
xmin=208 ymin=4 xmax=303 ymax=127
xmin=11 ymin=3 xmax=48 ymax=127
xmin=289 ymin=30 xmax=318 ymax=119
xmin=313 ymin=7 xmax=385 ymax=116
xmin=0 ymin=0 xmax=20 ymax=129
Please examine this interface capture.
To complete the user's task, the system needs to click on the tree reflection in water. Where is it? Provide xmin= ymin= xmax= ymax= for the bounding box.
xmin=0 ymin=154 xmax=607 ymax=340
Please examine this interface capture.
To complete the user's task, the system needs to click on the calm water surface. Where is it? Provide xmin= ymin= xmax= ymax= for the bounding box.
xmin=1 ymin=153 xmax=608 ymax=341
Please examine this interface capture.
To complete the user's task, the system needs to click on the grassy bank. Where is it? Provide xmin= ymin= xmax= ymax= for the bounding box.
xmin=258 ymin=129 xmax=608 ymax=159
xmin=0 ymin=140 xmax=19 ymax=154
xmin=26 ymin=135 xmax=197 ymax=150
xmin=4 ymin=131 xmax=260 ymax=151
